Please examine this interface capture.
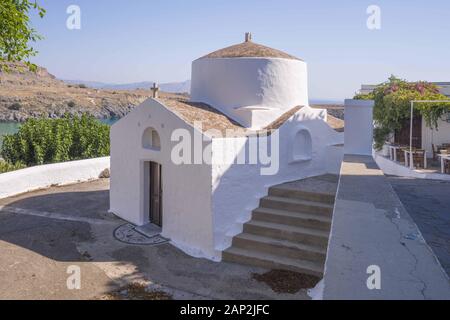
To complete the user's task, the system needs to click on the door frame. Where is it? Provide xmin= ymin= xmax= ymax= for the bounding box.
xmin=142 ymin=160 xmax=163 ymax=227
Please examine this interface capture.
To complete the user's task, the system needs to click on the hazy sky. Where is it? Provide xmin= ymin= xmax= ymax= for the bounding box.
xmin=30 ymin=0 xmax=450 ymax=100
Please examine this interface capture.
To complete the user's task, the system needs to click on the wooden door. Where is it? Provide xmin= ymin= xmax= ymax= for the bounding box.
xmin=149 ymin=162 xmax=162 ymax=227
xmin=394 ymin=116 xmax=422 ymax=148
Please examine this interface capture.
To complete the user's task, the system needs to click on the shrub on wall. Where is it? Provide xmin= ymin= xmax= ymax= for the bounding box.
xmin=0 ymin=160 xmax=26 ymax=174
xmin=1 ymin=114 xmax=110 ymax=166
xmin=8 ymin=102 xmax=22 ymax=111
xmin=354 ymin=76 xmax=450 ymax=150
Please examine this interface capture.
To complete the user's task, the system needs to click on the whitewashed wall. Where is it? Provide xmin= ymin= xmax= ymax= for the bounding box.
xmin=110 ymin=99 xmax=216 ymax=259
xmin=422 ymin=118 xmax=450 ymax=154
xmin=211 ymin=106 xmax=344 ymax=255
xmin=0 ymin=157 xmax=110 ymax=199
xmin=344 ymin=99 xmax=374 ymax=156
xmin=190 ymin=57 xmax=309 ymax=129
xmin=373 ymin=151 xmax=450 ymax=181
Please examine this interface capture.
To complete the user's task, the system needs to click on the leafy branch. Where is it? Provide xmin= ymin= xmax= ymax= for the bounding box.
xmin=0 ymin=0 xmax=46 ymax=71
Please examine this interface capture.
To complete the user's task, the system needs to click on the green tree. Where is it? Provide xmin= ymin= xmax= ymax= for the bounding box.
xmin=354 ymin=76 xmax=450 ymax=150
xmin=0 ymin=0 xmax=45 ymax=71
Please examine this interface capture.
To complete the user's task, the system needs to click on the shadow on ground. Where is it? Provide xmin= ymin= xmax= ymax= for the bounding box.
xmin=0 ymin=179 xmax=309 ymax=300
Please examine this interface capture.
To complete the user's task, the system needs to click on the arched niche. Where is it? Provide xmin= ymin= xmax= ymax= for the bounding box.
xmin=291 ymin=127 xmax=312 ymax=163
xmin=142 ymin=127 xmax=161 ymax=151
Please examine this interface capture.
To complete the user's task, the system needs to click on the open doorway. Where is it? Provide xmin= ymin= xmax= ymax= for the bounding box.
xmin=147 ymin=161 xmax=162 ymax=227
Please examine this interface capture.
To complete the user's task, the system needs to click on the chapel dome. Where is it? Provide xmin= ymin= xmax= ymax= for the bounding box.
xmin=199 ymin=33 xmax=302 ymax=61
xmin=190 ymin=33 xmax=309 ymax=129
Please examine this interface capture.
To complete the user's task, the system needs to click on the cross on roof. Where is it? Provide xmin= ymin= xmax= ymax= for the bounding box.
xmin=151 ymin=83 xmax=159 ymax=98
xmin=245 ymin=32 xmax=252 ymax=42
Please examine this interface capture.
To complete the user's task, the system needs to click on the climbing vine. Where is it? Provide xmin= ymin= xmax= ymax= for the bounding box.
xmin=354 ymin=76 xmax=450 ymax=150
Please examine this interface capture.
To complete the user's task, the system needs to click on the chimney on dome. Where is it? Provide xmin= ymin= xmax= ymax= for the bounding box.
xmin=245 ymin=32 xmax=252 ymax=42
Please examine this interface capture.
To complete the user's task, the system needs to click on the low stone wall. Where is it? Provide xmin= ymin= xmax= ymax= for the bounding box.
xmin=322 ymin=155 xmax=450 ymax=299
xmin=0 ymin=157 xmax=110 ymax=199
xmin=374 ymin=151 xmax=450 ymax=181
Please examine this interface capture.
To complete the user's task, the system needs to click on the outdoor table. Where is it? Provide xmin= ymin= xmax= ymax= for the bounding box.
xmin=404 ymin=149 xmax=427 ymax=169
xmin=437 ymin=154 xmax=450 ymax=173
xmin=388 ymin=145 xmax=403 ymax=162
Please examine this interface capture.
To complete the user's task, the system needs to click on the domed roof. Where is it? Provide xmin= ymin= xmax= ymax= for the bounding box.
xmin=199 ymin=33 xmax=302 ymax=61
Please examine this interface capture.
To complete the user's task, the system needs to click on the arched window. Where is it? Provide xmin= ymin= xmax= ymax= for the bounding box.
xmin=291 ymin=128 xmax=312 ymax=162
xmin=142 ymin=127 xmax=161 ymax=151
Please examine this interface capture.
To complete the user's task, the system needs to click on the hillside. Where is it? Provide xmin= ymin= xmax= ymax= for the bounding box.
xmin=64 ymin=79 xmax=191 ymax=93
xmin=0 ymin=62 xmax=181 ymax=122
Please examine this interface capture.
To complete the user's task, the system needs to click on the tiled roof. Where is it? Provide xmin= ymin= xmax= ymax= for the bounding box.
xmin=157 ymin=94 xmax=302 ymax=136
xmin=199 ymin=41 xmax=301 ymax=61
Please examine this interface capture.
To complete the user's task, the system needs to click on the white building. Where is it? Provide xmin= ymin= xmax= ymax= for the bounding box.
xmin=359 ymin=84 xmax=450 ymax=155
xmin=109 ymin=34 xmax=345 ymax=261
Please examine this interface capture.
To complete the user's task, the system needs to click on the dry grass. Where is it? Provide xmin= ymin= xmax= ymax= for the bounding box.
xmin=252 ymin=269 xmax=320 ymax=294
xmin=97 ymin=283 xmax=172 ymax=300
xmin=201 ymin=41 xmax=301 ymax=60
xmin=159 ymin=95 xmax=303 ymax=136
xmin=326 ymin=114 xmax=345 ymax=132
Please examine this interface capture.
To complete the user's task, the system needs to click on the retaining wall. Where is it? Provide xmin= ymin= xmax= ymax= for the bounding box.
xmin=0 ymin=157 xmax=110 ymax=199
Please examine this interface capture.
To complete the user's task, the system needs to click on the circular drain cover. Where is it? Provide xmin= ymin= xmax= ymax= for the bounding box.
xmin=113 ymin=223 xmax=169 ymax=245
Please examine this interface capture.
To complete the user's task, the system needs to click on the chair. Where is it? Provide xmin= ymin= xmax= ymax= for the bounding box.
xmin=396 ymin=148 xmax=406 ymax=162
xmin=432 ymin=144 xmax=438 ymax=161
xmin=412 ymin=150 xmax=426 ymax=169
xmin=445 ymin=159 xmax=450 ymax=174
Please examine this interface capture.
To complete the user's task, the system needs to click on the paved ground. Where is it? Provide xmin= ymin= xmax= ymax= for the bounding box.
xmin=323 ymin=155 xmax=450 ymax=299
xmin=388 ymin=176 xmax=450 ymax=276
xmin=0 ymin=179 xmax=309 ymax=300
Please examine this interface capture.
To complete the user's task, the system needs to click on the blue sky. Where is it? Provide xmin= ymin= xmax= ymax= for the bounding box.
xmin=30 ymin=0 xmax=450 ymax=101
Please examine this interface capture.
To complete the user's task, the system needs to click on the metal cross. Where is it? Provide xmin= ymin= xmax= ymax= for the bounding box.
xmin=151 ymin=83 xmax=160 ymax=98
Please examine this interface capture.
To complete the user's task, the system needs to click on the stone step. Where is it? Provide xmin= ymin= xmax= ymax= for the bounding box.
xmin=259 ymin=196 xmax=333 ymax=217
xmin=222 ymin=247 xmax=324 ymax=277
xmin=232 ymin=233 xmax=326 ymax=263
xmin=243 ymin=220 xmax=329 ymax=247
xmin=252 ymin=207 xmax=331 ymax=231
xmin=268 ymin=186 xmax=335 ymax=205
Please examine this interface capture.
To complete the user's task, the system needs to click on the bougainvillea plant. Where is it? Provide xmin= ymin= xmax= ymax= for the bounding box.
xmin=354 ymin=76 xmax=450 ymax=150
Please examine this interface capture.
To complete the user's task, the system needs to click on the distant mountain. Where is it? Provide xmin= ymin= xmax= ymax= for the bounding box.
xmin=62 ymin=79 xmax=191 ymax=93
xmin=62 ymin=79 xmax=342 ymax=104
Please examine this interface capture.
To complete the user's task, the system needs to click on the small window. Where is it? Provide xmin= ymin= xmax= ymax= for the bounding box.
xmin=142 ymin=127 xmax=161 ymax=151
xmin=291 ymin=128 xmax=312 ymax=162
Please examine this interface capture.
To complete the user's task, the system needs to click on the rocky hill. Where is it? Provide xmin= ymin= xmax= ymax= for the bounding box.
xmin=0 ymin=62 xmax=173 ymax=122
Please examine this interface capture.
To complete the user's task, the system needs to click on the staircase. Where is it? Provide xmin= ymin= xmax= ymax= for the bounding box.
xmin=222 ymin=174 xmax=338 ymax=277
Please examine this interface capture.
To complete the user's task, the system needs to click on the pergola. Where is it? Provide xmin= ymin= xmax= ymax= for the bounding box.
xmin=408 ymin=100 xmax=450 ymax=169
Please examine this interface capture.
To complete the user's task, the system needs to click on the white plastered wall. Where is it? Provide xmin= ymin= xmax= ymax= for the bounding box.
xmin=210 ymin=106 xmax=344 ymax=255
xmin=110 ymin=98 xmax=216 ymax=259
xmin=190 ymin=57 xmax=309 ymax=129
xmin=344 ymin=99 xmax=374 ymax=156
xmin=422 ymin=118 xmax=450 ymax=154
xmin=0 ymin=157 xmax=109 ymax=199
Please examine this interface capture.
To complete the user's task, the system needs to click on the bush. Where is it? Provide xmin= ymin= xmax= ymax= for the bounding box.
xmin=78 ymin=84 xmax=87 ymax=89
xmin=8 ymin=102 xmax=21 ymax=111
xmin=0 ymin=160 xmax=26 ymax=173
xmin=67 ymin=101 xmax=76 ymax=108
xmin=1 ymin=114 xmax=110 ymax=166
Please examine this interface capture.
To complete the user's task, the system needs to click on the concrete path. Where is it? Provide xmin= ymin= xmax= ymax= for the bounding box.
xmin=323 ymin=155 xmax=450 ymax=300
xmin=388 ymin=176 xmax=450 ymax=276
xmin=0 ymin=179 xmax=309 ymax=300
